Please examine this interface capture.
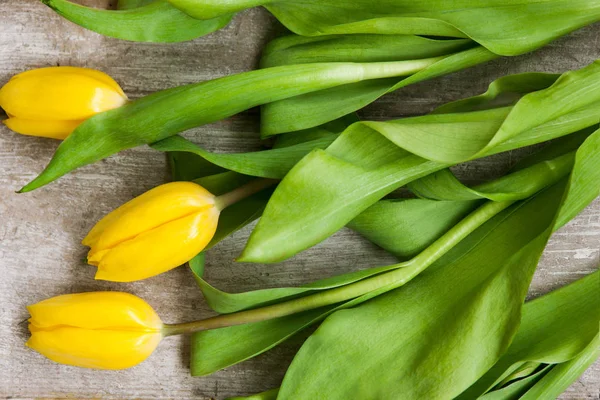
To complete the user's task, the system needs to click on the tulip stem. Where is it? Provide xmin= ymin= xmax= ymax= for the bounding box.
xmin=214 ymin=178 xmax=278 ymax=211
xmin=162 ymin=200 xmax=514 ymax=337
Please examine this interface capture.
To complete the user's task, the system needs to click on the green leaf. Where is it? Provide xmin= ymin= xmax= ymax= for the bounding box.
xmin=408 ymin=152 xmax=576 ymax=202
xmin=261 ymin=46 xmax=497 ymax=136
xmin=253 ymin=4 xmax=595 ymax=134
xmin=349 ymin=199 xmax=478 ymax=258
xmin=163 ymin=115 xmax=352 ymax=182
xmin=553 ymin=127 xmax=600 ymax=230
xmin=187 ymin=135 xmax=588 ymax=376
xmin=273 ymin=129 xmax=600 ymax=400
xmin=477 ymin=365 xmax=552 ymax=400
xmin=40 ymin=0 xmax=232 ymax=42
xmin=226 ymin=388 xmax=280 ymax=400
xmin=349 ymin=133 xmax=583 ymax=257
xmin=260 ymin=35 xmax=475 ymax=68
xmin=519 ymin=334 xmax=600 ymax=400
xmin=276 ymin=184 xmax=564 ymax=399
xmin=167 ymin=0 xmax=600 ymax=55
xmin=231 ymin=270 xmax=599 ymax=400
xmin=21 ymin=58 xmax=447 ymax=192
xmin=431 ymin=73 xmax=561 ymax=115
xmin=457 ymin=269 xmax=600 ymax=399
xmin=153 ymin=134 xmax=337 ymax=179
xmin=117 ymin=0 xmax=155 ymax=10
xmin=242 ymin=62 xmax=600 ymax=263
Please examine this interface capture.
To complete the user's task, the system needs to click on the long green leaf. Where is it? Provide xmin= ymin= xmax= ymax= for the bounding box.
xmin=519 ymin=334 xmax=600 ymax=400
xmin=187 ymin=132 xmax=592 ymax=376
xmin=45 ymin=0 xmax=600 ymax=50
xmin=270 ymin=128 xmax=600 ymax=399
xmin=257 ymin=34 xmax=485 ymax=136
xmin=275 ymin=185 xmax=562 ymax=399
xmin=167 ymin=0 xmax=599 ymax=53
xmin=260 ymin=35 xmax=474 ymax=68
xmin=457 ymin=269 xmax=600 ymax=399
xmin=354 ymin=131 xmax=591 ymax=258
xmin=261 ymin=45 xmax=497 ymax=136
xmin=41 ymin=0 xmax=231 ymax=42
xmin=21 ymin=57 xmax=449 ymax=192
xmin=153 ymin=134 xmax=337 ymax=179
xmin=160 ymin=115 xmax=353 ymax=181
xmin=478 ymin=366 xmax=552 ymax=400
xmin=349 ymin=199 xmax=478 ymax=259
xmin=189 ymin=127 xmax=599 ymax=381
xmin=118 ymin=0 xmax=157 ymax=10
xmin=231 ymin=271 xmax=599 ymax=400
xmin=227 ymin=388 xmax=280 ymax=400
xmin=241 ymin=62 xmax=600 ymax=263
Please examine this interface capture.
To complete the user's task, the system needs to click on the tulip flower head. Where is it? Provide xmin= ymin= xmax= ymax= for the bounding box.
xmin=84 ymin=181 xmax=220 ymax=282
xmin=0 ymin=66 xmax=127 ymax=139
xmin=27 ymin=292 xmax=163 ymax=369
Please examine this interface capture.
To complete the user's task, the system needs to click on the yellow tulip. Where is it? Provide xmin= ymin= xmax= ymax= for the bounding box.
xmin=27 ymin=292 xmax=163 ymax=370
xmin=0 ymin=66 xmax=127 ymax=139
xmin=84 ymin=181 xmax=220 ymax=282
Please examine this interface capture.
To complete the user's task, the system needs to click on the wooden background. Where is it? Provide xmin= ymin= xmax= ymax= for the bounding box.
xmin=0 ymin=1 xmax=598 ymax=399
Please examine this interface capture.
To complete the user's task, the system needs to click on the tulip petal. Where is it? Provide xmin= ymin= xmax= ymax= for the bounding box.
xmin=27 ymin=327 xmax=161 ymax=370
xmin=27 ymin=292 xmax=162 ymax=331
xmin=83 ymin=181 xmax=216 ymax=249
xmin=3 ymin=117 xmax=83 ymax=140
xmin=8 ymin=67 xmax=126 ymax=97
xmin=94 ymin=208 xmax=219 ymax=282
xmin=0 ymin=67 xmax=127 ymax=120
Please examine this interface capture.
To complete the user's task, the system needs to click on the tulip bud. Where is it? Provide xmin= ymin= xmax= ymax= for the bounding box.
xmin=26 ymin=292 xmax=163 ymax=370
xmin=0 ymin=66 xmax=127 ymax=139
xmin=84 ymin=181 xmax=220 ymax=282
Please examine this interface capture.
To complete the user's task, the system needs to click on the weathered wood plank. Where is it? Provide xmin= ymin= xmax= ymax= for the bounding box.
xmin=0 ymin=1 xmax=598 ymax=398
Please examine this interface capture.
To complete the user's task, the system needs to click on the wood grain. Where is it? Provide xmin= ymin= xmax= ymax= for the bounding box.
xmin=0 ymin=1 xmax=598 ymax=398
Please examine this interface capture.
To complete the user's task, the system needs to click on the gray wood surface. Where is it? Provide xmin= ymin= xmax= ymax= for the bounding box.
xmin=0 ymin=1 xmax=598 ymax=399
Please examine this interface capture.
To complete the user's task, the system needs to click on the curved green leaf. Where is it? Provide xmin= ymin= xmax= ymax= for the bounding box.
xmin=276 ymin=184 xmax=564 ymax=399
xmin=117 ymin=0 xmax=155 ymax=10
xmin=478 ymin=366 xmax=552 ymax=400
xmin=21 ymin=58 xmax=447 ymax=192
xmin=242 ymin=62 xmax=600 ymax=263
xmin=227 ymin=388 xmax=280 ymax=400
xmin=260 ymin=35 xmax=474 ymax=68
xmin=458 ymin=269 xmax=600 ymax=398
xmin=349 ymin=199 xmax=478 ymax=259
xmin=553 ymin=127 xmax=600 ymax=230
xmin=167 ymin=0 xmax=600 ymax=55
xmin=163 ymin=115 xmax=352 ymax=181
xmin=519 ymin=334 xmax=600 ymax=400
xmin=187 ymin=133 xmax=591 ymax=375
xmin=231 ymin=271 xmax=599 ymax=399
xmin=409 ymin=153 xmax=575 ymax=202
xmin=40 ymin=0 xmax=232 ymax=42
xmin=273 ymin=129 xmax=600 ymax=400
xmin=153 ymin=134 xmax=336 ymax=179
xmin=261 ymin=46 xmax=497 ymax=136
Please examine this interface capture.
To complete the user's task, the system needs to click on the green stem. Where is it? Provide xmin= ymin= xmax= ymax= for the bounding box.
xmin=214 ymin=178 xmax=278 ymax=211
xmin=163 ymin=200 xmax=513 ymax=336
